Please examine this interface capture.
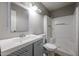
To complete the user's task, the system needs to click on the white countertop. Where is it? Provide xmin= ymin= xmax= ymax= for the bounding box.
xmin=0 ymin=34 xmax=45 ymax=56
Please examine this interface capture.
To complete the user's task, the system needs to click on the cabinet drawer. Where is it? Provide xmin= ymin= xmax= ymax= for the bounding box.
xmin=7 ymin=44 xmax=32 ymax=56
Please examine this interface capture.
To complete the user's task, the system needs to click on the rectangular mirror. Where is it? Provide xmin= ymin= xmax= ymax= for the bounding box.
xmin=11 ymin=3 xmax=29 ymax=32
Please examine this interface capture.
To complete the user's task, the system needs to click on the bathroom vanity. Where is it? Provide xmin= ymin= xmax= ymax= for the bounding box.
xmin=0 ymin=34 xmax=45 ymax=56
xmin=0 ymin=2 xmax=45 ymax=56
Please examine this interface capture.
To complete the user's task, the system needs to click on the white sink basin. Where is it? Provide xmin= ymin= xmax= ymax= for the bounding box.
xmin=19 ymin=34 xmax=37 ymax=42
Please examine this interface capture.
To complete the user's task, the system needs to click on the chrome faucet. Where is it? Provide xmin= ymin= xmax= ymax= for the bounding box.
xmin=19 ymin=34 xmax=26 ymax=38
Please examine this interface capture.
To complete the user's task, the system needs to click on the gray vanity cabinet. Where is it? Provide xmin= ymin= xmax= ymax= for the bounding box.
xmin=7 ymin=39 xmax=43 ymax=56
xmin=7 ymin=44 xmax=32 ymax=56
xmin=34 ymin=39 xmax=43 ymax=56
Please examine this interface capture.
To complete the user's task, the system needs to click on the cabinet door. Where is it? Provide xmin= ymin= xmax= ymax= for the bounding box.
xmin=7 ymin=44 xmax=32 ymax=56
xmin=34 ymin=39 xmax=43 ymax=56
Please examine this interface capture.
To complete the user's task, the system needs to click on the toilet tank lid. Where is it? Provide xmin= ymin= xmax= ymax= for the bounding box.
xmin=43 ymin=43 xmax=57 ymax=51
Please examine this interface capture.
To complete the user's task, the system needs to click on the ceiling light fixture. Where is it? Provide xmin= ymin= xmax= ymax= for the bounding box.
xmin=28 ymin=3 xmax=42 ymax=13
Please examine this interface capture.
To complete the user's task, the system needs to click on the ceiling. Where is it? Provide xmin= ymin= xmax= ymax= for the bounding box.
xmin=42 ymin=2 xmax=74 ymax=11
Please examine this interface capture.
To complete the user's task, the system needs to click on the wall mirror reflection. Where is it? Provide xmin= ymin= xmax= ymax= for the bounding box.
xmin=11 ymin=3 xmax=29 ymax=32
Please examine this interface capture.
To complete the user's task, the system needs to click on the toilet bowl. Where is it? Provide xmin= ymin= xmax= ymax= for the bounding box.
xmin=43 ymin=43 xmax=57 ymax=56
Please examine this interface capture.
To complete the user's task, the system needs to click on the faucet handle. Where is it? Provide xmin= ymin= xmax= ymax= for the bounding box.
xmin=19 ymin=34 xmax=25 ymax=37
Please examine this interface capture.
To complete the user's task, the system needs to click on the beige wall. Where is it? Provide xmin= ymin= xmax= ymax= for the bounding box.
xmin=29 ymin=9 xmax=44 ymax=35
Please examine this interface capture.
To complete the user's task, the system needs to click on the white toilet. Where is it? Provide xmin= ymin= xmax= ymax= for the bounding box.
xmin=43 ymin=38 xmax=57 ymax=56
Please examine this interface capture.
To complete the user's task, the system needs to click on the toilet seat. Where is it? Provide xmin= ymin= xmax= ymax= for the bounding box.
xmin=43 ymin=43 xmax=57 ymax=51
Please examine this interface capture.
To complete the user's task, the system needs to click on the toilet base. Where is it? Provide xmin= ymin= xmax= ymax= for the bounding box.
xmin=43 ymin=47 xmax=55 ymax=56
xmin=48 ymin=51 xmax=55 ymax=56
